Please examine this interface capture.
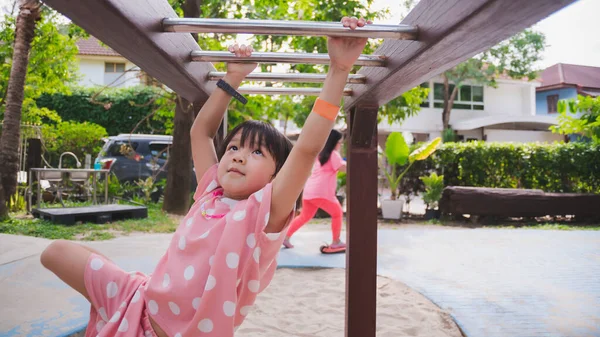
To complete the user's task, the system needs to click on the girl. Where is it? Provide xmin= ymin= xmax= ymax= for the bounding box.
xmin=40 ymin=16 xmax=371 ymax=337
xmin=282 ymin=129 xmax=347 ymax=251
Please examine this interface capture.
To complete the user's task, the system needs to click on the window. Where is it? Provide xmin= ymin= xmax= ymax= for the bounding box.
xmin=105 ymin=62 xmax=125 ymax=73
xmin=104 ymin=141 xmax=138 ymax=157
xmin=149 ymin=143 xmax=170 ymax=160
xmin=433 ymin=83 xmax=484 ymax=110
xmin=547 ymin=95 xmax=559 ymax=113
xmin=419 ymin=82 xmax=430 ymax=108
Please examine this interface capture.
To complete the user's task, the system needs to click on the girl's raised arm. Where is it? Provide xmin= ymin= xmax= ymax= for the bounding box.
xmin=266 ymin=17 xmax=371 ymax=233
xmin=191 ymin=45 xmax=257 ymax=183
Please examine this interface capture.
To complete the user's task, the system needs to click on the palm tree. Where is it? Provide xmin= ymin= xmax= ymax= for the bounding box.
xmin=0 ymin=0 xmax=41 ymax=218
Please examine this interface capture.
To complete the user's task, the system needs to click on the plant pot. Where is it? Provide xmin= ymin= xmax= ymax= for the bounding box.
xmin=381 ymin=197 xmax=405 ymax=220
xmin=424 ymin=209 xmax=441 ymax=220
xmin=314 ymin=195 xmax=345 ymax=218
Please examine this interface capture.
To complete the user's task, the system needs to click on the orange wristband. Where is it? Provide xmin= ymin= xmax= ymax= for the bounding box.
xmin=312 ymin=98 xmax=339 ymax=121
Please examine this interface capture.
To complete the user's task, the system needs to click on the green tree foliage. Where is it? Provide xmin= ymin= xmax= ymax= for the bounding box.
xmin=0 ymin=6 xmax=82 ymax=122
xmin=36 ymin=86 xmax=175 ymax=136
xmin=551 ymin=95 xmax=600 ymax=144
xmin=41 ymin=121 xmax=108 ymax=166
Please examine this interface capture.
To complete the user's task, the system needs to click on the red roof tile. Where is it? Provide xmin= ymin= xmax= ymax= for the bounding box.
xmin=76 ymin=36 xmax=122 ymax=57
xmin=539 ymin=63 xmax=600 ymax=90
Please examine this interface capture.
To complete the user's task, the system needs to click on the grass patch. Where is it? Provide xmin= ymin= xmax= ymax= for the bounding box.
xmin=1 ymin=202 xmax=180 ymax=241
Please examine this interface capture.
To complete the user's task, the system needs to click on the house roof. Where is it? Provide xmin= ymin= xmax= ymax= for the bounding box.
xmin=538 ymin=63 xmax=600 ymax=92
xmin=76 ymin=36 xmax=122 ymax=57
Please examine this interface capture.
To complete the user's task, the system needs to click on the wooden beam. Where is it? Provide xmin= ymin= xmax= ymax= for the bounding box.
xmin=345 ymin=103 xmax=379 ymax=337
xmin=344 ymin=0 xmax=576 ymax=111
xmin=43 ymin=0 xmax=216 ymax=103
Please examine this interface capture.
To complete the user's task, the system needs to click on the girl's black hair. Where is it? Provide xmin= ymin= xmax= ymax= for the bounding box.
xmin=217 ymin=120 xmax=293 ymax=175
xmin=318 ymin=129 xmax=343 ymax=166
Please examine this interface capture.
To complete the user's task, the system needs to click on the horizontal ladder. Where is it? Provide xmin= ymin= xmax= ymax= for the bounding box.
xmin=208 ymin=72 xmax=366 ymax=84
xmin=163 ymin=18 xmax=418 ymax=40
xmin=238 ymin=87 xmax=352 ymax=96
xmin=192 ymin=51 xmax=385 ymax=67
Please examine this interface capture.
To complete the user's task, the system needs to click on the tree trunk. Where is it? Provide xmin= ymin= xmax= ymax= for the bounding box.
xmin=162 ymin=0 xmax=203 ymax=214
xmin=162 ymin=97 xmax=196 ymax=214
xmin=441 ymin=74 xmax=459 ymax=130
xmin=0 ymin=0 xmax=40 ymax=219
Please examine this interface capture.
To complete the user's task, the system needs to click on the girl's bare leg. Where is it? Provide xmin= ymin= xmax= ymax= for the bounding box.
xmin=40 ymin=240 xmax=98 ymax=301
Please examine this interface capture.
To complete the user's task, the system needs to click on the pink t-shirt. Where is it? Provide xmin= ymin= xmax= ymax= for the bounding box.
xmin=144 ymin=164 xmax=291 ymax=337
xmin=302 ymin=150 xmax=345 ymax=203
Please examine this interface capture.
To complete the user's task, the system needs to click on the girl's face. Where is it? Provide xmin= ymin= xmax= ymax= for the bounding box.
xmin=217 ymin=133 xmax=277 ymax=200
xmin=335 ymin=140 xmax=342 ymax=151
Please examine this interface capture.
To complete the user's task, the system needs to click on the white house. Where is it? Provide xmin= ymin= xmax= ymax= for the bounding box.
xmin=378 ymin=75 xmax=564 ymax=144
xmin=75 ymin=36 xmax=142 ymax=88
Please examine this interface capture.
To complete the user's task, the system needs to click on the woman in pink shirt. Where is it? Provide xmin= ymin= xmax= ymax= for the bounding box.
xmin=40 ymin=17 xmax=371 ymax=337
xmin=283 ymin=129 xmax=347 ymax=250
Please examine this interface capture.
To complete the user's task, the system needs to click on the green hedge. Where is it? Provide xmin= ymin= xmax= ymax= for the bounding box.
xmin=430 ymin=142 xmax=600 ymax=193
xmin=36 ymin=86 xmax=172 ymax=136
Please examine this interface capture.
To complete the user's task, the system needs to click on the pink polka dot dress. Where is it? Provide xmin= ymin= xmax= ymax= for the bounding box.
xmin=83 ymin=164 xmax=292 ymax=336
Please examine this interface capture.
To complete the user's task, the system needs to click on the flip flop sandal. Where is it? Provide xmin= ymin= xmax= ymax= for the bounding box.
xmin=320 ymin=244 xmax=346 ymax=254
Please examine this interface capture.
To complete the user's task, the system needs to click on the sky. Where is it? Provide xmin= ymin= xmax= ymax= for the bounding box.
xmin=1 ymin=0 xmax=599 ymax=70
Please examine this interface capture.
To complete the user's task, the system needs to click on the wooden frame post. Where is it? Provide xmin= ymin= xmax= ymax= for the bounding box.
xmin=345 ymin=103 xmax=379 ymax=337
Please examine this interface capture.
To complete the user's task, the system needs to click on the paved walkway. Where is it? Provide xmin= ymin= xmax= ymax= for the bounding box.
xmin=1 ymin=226 xmax=599 ymax=337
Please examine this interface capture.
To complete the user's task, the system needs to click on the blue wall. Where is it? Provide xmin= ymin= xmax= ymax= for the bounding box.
xmin=536 ymin=88 xmax=577 ymax=115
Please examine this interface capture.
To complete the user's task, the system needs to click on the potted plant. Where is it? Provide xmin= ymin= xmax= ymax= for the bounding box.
xmin=380 ymin=132 xmax=441 ymax=219
xmin=420 ymin=172 xmax=444 ymax=219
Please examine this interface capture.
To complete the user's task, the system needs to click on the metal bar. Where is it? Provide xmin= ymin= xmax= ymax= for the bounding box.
xmin=238 ymin=87 xmax=353 ymax=96
xmin=104 ymin=172 xmax=109 ymax=205
xmin=92 ymin=172 xmax=97 ymax=205
xmin=163 ymin=18 xmax=418 ymax=40
xmin=192 ymin=51 xmax=385 ymax=67
xmin=208 ymin=71 xmax=367 ymax=84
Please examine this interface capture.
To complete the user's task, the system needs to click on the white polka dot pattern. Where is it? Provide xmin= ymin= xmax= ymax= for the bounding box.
xmin=148 ymin=300 xmax=159 ymax=315
xmin=163 ymin=273 xmax=170 ymax=288
xmin=192 ymin=297 xmax=201 ymax=310
xmin=246 ymin=234 xmax=256 ymax=248
xmin=226 ymin=253 xmax=239 ymax=269
xmin=198 ymin=318 xmax=213 ymax=332
xmin=248 ymin=280 xmax=260 ymax=293
xmin=253 ymin=247 xmax=261 ymax=263
xmin=90 ymin=258 xmax=104 ymax=270
xmin=233 ymin=210 xmax=246 ymax=221
xmin=205 ymin=275 xmax=216 ymax=291
xmin=109 ymin=311 xmax=121 ymax=323
xmin=223 ymin=301 xmax=236 ymax=317
xmin=169 ymin=301 xmax=181 ymax=315
xmin=106 ymin=282 xmax=118 ymax=298
xmin=96 ymin=320 xmax=105 ymax=332
xmin=98 ymin=307 xmax=108 ymax=322
xmin=240 ymin=305 xmax=252 ymax=316
xmin=184 ymin=265 xmax=195 ymax=280
xmin=118 ymin=318 xmax=128 ymax=332
xmin=205 ymin=180 xmax=217 ymax=192
xmin=131 ymin=290 xmax=140 ymax=303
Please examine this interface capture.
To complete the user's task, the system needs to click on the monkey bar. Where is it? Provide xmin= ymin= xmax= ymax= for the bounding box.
xmin=191 ymin=50 xmax=386 ymax=67
xmin=163 ymin=18 xmax=418 ymax=40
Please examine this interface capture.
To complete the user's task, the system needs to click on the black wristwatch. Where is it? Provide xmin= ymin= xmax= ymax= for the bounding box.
xmin=216 ymin=79 xmax=248 ymax=105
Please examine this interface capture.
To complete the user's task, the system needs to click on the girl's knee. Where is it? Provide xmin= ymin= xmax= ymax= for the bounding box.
xmin=40 ymin=240 xmax=70 ymax=269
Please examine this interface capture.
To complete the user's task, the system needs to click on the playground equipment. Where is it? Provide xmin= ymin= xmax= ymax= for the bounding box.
xmin=39 ymin=1 xmax=577 ymax=335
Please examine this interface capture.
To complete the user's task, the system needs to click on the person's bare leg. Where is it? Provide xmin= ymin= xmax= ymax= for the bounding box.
xmin=40 ymin=240 xmax=96 ymax=301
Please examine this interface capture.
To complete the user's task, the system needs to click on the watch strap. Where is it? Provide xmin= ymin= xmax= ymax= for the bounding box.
xmin=216 ymin=79 xmax=248 ymax=105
